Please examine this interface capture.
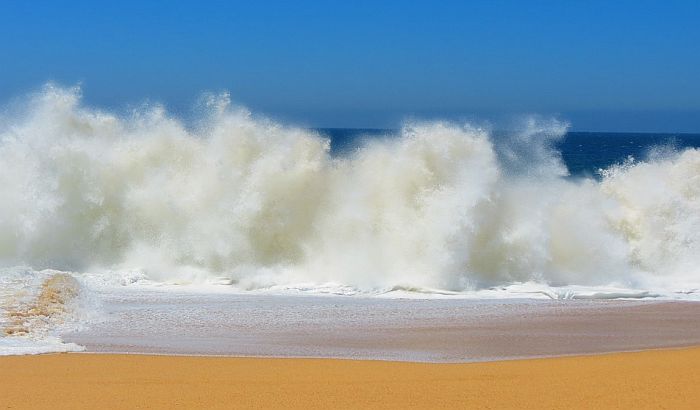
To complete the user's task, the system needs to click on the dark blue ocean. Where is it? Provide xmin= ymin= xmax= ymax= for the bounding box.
xmin=319 ymin=128 xmax=700 ymax=177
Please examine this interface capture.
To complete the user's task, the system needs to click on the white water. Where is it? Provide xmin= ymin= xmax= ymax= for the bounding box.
xmin=2 ymin=84 xmax=698 ymax=292
xmin=0 ymin=85 xmax=699 ymax=353
xmin=0 ymin=267 xmax=88 ymax=354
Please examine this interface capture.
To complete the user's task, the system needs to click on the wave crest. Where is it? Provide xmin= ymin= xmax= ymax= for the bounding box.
xmin=0 ymin=85 xmax=698 ymax=293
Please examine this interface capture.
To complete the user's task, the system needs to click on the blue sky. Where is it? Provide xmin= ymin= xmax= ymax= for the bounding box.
xmin=1 ymin=1 xmax=699 ymax=131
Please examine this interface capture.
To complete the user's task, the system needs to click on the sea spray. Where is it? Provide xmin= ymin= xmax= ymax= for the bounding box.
xmin=0 ymin=84 xmax=698 ymax=294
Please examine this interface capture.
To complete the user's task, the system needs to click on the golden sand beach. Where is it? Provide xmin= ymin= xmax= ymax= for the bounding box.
xmin=1 ymin=347 xmax=699 ymax=409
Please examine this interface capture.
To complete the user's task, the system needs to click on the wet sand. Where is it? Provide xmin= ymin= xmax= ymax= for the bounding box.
xmin=2 ymin=347 xmax=699 ymax=409
xmin=65 ymin=293 xmax=700 ymax=361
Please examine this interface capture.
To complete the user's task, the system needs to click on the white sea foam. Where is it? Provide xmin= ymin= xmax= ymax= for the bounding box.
xmin=0 ymin=84 xmax=698 ymax=300
xmin=0 ymin=267 xmax=90 ymax=354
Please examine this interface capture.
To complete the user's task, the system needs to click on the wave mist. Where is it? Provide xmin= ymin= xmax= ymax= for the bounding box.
xmin=0 ymin=85 xmax=698 ymax=293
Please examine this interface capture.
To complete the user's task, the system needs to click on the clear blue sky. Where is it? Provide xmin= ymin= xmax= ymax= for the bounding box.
xmin=1 ymin=1 xmax=699 ymax=131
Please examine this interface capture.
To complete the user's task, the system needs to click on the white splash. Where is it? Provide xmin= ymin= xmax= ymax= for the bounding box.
xmin=0 ymin=84 xmax=698 ymax=297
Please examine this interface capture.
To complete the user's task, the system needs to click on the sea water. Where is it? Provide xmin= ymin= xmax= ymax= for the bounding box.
xmin=1 ymin=85 xmax=699 ymax=354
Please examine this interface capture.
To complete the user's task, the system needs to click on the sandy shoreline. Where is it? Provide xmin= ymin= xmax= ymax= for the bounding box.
xmin=2 ymin=347 xmax=699 ymax=409
xmin=5 ymin=292 xmax=700 ymax=408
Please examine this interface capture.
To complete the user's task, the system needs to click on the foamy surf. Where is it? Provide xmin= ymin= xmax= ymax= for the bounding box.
xmin=0 ymin=268 xmax=88 ymax=355
xmin=1 ymin=84 xmax=698 ymax=294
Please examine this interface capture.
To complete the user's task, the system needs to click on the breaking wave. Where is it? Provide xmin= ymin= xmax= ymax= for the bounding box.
xmin=0 ymin=85 xmax=698 ymax=294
